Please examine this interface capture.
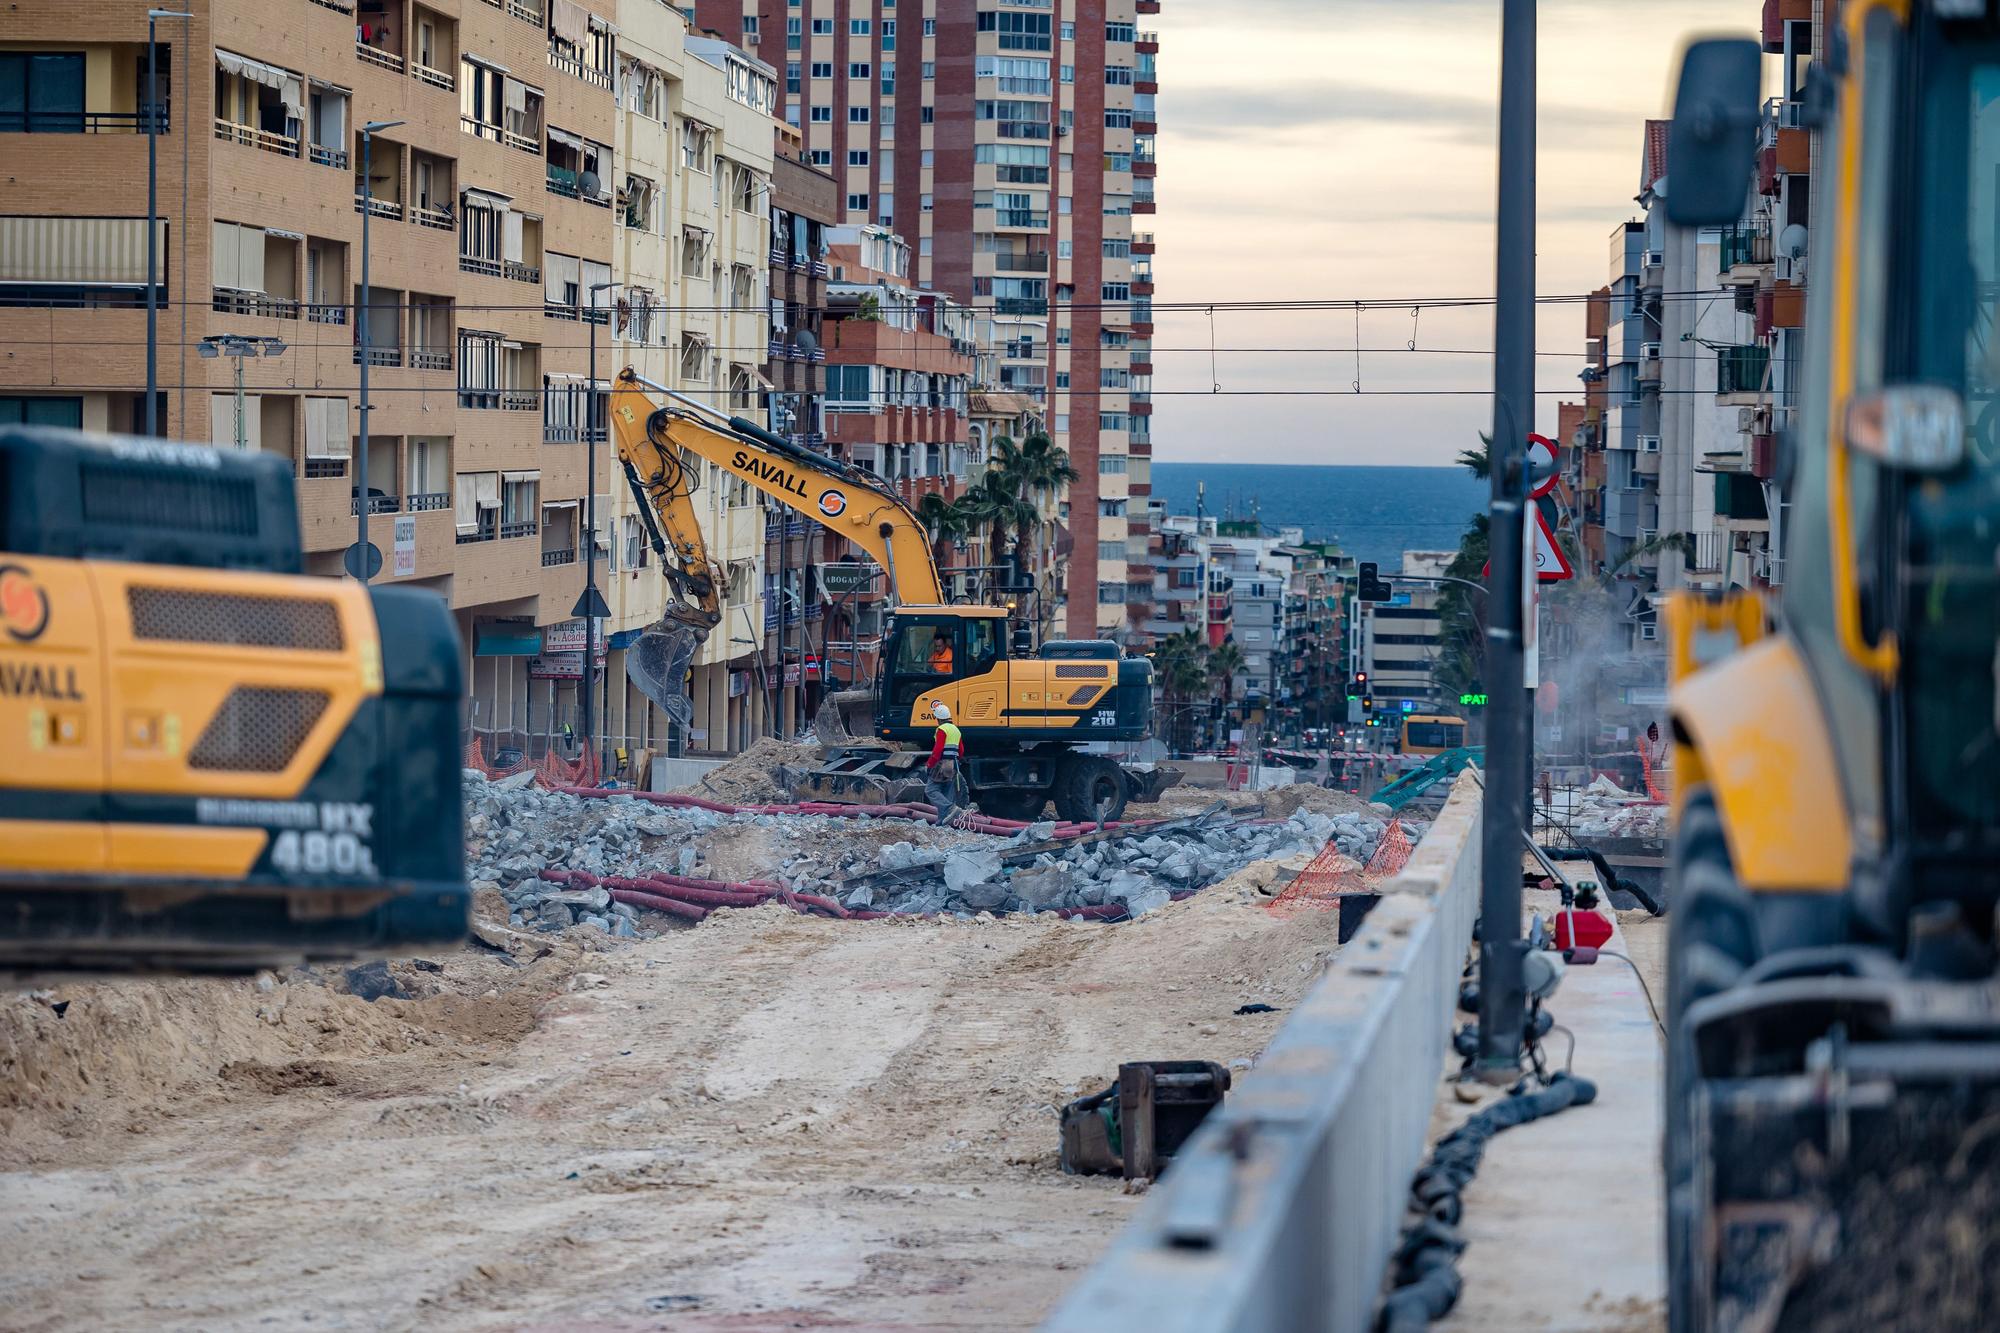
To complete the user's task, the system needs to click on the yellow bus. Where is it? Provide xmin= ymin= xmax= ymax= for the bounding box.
xmin=1399 ymin=714 xmax=1468 ymax=757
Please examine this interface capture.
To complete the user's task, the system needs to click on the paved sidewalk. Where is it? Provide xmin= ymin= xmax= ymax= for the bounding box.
xmin=1436 ymin=883 xmax=1666 ymax=1332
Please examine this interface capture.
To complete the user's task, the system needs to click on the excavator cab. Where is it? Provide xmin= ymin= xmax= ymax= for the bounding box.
xmin=1664 ymin=9 xmax=2000 ymax=1328
xmin=880 ymin=611 xmax=1004 ymax=711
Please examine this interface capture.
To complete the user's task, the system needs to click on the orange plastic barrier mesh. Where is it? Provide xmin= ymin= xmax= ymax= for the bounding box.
xmin=1366 ymin=819 xmax=1414 ymax=877
xmin=1266 ymin=837 xmax=1370 ymax=918
xmin=463 ymin=736 xmax=599 ymax=788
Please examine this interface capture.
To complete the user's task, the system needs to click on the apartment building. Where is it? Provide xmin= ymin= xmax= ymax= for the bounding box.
xmin=0 ymin=0 xmax=631 ymax=754
xmin=816 ymin=225 xmax=975 ymax=680
xmin=1280 ymin=542 xmax=1349 ymax=739
xmin=595 ymin=9 xmax=778 ymax=757
xmin=1357 ymin=551 xmax=1452 ymax=711
xmin=691 ymin=0 xmax=1161 ymax=647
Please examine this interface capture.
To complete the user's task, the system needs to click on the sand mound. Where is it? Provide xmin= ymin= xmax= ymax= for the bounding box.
xmin=682 ymin=736 xmax=826 ymax=804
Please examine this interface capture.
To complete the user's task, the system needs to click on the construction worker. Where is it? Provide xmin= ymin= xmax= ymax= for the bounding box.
xmin=928 ymin=630 xmax=955 ymax=674
xmin=926 ymin=701 xmax=964 ymax=819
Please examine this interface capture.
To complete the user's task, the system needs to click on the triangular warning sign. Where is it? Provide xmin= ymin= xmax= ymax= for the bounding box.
xmin=1478 ymin=508 xmax=1575 ymax=582
xmin=1532 ymin=506 xmax=1574 ymax=582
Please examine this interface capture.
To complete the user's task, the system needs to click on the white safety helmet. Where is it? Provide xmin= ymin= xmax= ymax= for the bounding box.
xmin=932 ymin=702 xmax=952 ymax=721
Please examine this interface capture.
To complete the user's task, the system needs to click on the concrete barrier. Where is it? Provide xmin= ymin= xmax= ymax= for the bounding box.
xmin=1043 ymin=770 xmax=1485 ymax=1333
xmin=647 ymin=757 xmax=725 ymax=793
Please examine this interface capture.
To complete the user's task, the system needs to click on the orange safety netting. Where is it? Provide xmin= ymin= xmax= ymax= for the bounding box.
xmin=1638 ymin=738 xmax=1667 ymax=805
xmin=1266 ymin=818 xmax=1413 ymax=919
xmin=463 ymin=735 xmax=600 ymax=788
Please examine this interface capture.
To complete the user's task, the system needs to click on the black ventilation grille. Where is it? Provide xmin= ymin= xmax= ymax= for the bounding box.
xmin=128 ymin=587 xmax=345 ymax=651
xmin=80 ymin=462 xmax=261 ymax=537
xmin=188 ymin=687 xmax=329 ymax=772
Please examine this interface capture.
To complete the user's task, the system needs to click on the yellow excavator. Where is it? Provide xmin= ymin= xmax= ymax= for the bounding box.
xmin=0 ymin=427 xmax=467 ymax=972
xmin=1662 ymin=8 xmax=2000 ymax=1328
xmin=606 ymin=369 xmax=1174 ymax=821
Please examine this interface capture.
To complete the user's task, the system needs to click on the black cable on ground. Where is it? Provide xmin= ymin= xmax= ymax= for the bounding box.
xmin=1376 ymin=1073 xmax=1600 ymax=1331
xmin=1541 ymin=845 xmax=1665 ymax=916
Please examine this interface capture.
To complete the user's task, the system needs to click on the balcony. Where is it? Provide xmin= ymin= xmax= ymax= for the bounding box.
xmin=410 ymin=349 xmax=451 ymax=371
xmin=1716 ymin=345 xmax=1770 ymax=399
xmin=354 ymin=346 xmax=402 ymax=367
xmin=415 ymin=62 xmax=455 ymax=92
xmin=505 ymin=259 xmax=541 ymax=284
xmin=357 ymin=40 xmax=404 ymax=73
xmin=409 ymin=491 xmax=450 ymax=512
xmin=459 ymin=254 xmax=502 ymax=278
xmin=212 ymin=289 xmax=299 ymax=320
xmin=306 ymin=303 xmax=348 ymax=326
xmin=2 ymin=107 xmax=166 ymax=134
xmin=308 ymin=142 xmax=350 ymax=170
xmin=993 ymin=251 xmax=1050 ymax=273
xmin=540 ymin=545 xmax=577 ymax=566
xmin=500 ymin=390 xmax=538 ymax=411
xmin=355 ymin=193 xmax=404 ymax=221
xmin=352 ymin=492 xmax=400 ymax=516
xmin=214 ymin=118 xmax=299 ymax=158
xmin=500 ymin=519 xmax=539 ymax=539
xmin=413 ymin=205 xmax=453 ymax=231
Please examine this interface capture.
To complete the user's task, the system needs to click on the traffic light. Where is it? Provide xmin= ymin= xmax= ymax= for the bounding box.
xmin=1356 ymin=563 xmax=1394 ymax=603
xmin=1362 ymin=695 xmax=1375 ymax=714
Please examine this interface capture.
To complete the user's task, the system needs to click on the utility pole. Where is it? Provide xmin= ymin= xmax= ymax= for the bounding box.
xmin=578 ymin=280 xmax=617 ymax=778
xmin=143 ymin=10 xmax=191 ymax=435
xmin=1478 ymin=0 xmax=1536 ymax=1084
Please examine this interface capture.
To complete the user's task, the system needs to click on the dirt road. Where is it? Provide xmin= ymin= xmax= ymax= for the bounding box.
xmin=1 ymin=863 xmax=1332 ymax=1331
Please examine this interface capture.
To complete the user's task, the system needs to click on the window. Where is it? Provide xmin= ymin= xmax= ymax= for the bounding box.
xmin=680 ymin=225 xmax=709 ymax=276
xmin=921 ymin=61 xmax=934 ymax=80
xmin=849 ymin=61 xmax=870 ymax=79
xmin=921 ymin=105 xmax=933 ymax=122
xmin=809 ymin=149 xmax=831 ymax=166
xmin=1102 ymin=237 xmax=1130 ymax=257
xmin=679 ymin=333 xmax=708 ymax=380
xmin=880 ymin=104 xmax=895 ymax=127
xmin=1055 ymin=326 xmax=1070 ymax=347
xmin=1106 ymin=107 xmax=1132 ymax=129
xmin=457 ymin=330 xmax=502 ymax=408
xmin=920 ymin=192 xmax=932 ymax=212
xmin=811 ymin=18 xmax=833 ymax=35
xmin=924 ymin=18 xmax=935 ymax=36
xmin=811 ymin=60 xmax=832 ymax=78
xmin=1100 ymin=413 xmax=1128 ymax=432
xmin=975 ymin=55 xmax=1052 ymax=95
xmin=1055 ymin=371 xmax=1070 ymax=389
xmin=976 ymin=9 xmax=1052 ymax=51
xmin=1060 ymin=21 xmax=1075 ymax=41
xmin=918 ymin=236 xmax=931 ymax=256
xmin=849 ymin=18 xmax=870 ymax=35
xmin=1101 ymin=367 xmax=1129 ymax=388
xmin=1106 ymin=65 xmax=1134 ymax=86
xmin=849 ymin=105 xmax=870 ymax=123
xmin=681 ymin=119 xmax=712 ymax=171
xmin=846 ymin=192 xmax=868 ymax=212
xmin=0 ymin=52 xmax=86 ymax=133
xmin=809 ymin=104 xmax=830 ymax=122
xmin=785 ymin=62 xmax=800 ymax=92
xmin=742 ymin=15 xmax=758 ymax=34
xmin=1105 ymin=152 xmax=1131 ymax=172
xmin=1107 ymin=22 xmax=1135 ymax=43
xmin=878 ymin=195 xmax=891 ymax=224
xmin=848 ymin=149 xmax=869 ymax=165
xmin=1099 ymin=455 xmax=1128 ymax=474
xmin=826 ymin=364 xmax=871 ymax=403
xmin=787 ymin=16 xmax=801 ymax=48
xmin=881 ymin=67 xmax=896 ymax=94
xmin=882 ymin=20 xmax=896 ymax=50
xmin=1099 ymin=329 xmax=1128 ymax=347
xmin=920 ymin=149 xmax=933 ymax=167
xmin=0 ymin=396 xmax=83 ymax=426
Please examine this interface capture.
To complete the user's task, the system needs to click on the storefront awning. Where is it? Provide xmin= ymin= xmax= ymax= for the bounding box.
xmin=475 ymin=628 xmax=542 ymax=657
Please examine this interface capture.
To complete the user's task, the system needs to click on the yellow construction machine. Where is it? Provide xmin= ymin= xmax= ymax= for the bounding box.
xmin=606 ymin=369 xmax=1174 ymax=821
xmin=0 ymin=427 xmax=467 ymax=971
xmin=1663 ymin=9 xmax=2000 ymax=1327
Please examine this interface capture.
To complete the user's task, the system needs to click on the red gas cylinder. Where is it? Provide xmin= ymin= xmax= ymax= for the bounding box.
xmin=1553 ymin=909 xmax=1614 ymax=952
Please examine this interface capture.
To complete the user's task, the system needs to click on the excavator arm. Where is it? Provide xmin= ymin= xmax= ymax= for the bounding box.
xmin=606 ymin=367 xmax=946 ymax=727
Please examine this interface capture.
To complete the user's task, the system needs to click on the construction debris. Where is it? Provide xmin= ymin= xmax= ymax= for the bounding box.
xmin=465 ymin=766 xmax=1422 ymax=933
xmin=1549 ymin=775 xmax=1668 ymax=841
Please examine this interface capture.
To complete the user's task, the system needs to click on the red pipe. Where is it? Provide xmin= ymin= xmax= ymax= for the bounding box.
xmin=607 ymin=888 xmax=710 ymax=920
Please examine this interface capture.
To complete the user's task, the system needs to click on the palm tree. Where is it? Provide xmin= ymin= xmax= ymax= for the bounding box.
xmin=958 ymin=470 xmax=1039 ymax=583
xmin=1206 ymin=639 xmax=1246 ymax=710
xmin=1152 ymin=628 xmax=1208 ymax=753
xmin=915 ymin=491 xmax=970 ymax=583
xmin=1456 ymin=432 xmax=1493 ymax=480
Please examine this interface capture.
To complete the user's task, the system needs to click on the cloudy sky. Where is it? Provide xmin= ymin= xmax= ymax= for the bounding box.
xmin=1148 ymin=0 xmax=1756 ymax=465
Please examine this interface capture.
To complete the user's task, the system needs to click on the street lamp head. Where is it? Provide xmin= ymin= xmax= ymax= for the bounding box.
xmin=148 ymin=9 xmax=194 ymax=17
xmin=197 ymin=342 xmax=219 ymax=359
xmin=263 ymin=339 xmax=288 ymax=357
xmin=362 ymin=119 xmax=406 ymax=135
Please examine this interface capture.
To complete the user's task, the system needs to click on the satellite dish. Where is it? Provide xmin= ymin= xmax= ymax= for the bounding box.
xmin=794 ymin=328 xmax=819 ymax=356
xmin=580 ymin=169 xmax=601 ymax=197
xmin=1779 ymin=223 xmax=1808 ymax=258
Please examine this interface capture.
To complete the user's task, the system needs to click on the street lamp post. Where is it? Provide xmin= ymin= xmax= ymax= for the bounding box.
xmin=199 ymin=335 xmax=287 ymax=448
xmin=577 ymin=280 xmax=617 ymax=775
xmin=144 ymin=9 xmax=193 ymax=437
xmin=354 ymin=120 xmax=405 ymax=583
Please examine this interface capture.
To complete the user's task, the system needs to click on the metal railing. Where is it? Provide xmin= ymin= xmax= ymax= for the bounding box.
xmin=413 ymin=204 xmax=454 ymax=231
xmin=212 ymin=288 xmax=299 ymax=320
xmin=304 ymin=457 xmax=348 ymax=478
xmin=507 ymin=0 xmax=542 ymax=23
xmin=308 ymin=142 xmax=350 ymax=169
xmin=540 ymin=546 xmax=577 ymax=566
xmin=545 ymin=169 xmax=580 ymax=199
xmin=214 ymin=118 xmax=299 ymax=158
xmin=409 ymin=491 xmax=450 ymax=511
xmin=410 ymin=349 xmax=451 ymax=370
xmin=456 ymin=525 xmax=497 ymax=544
xmin=504 ymin=259 xmax=541 ymax=284
xmin=351 ymin=493 xmax=400 ymax=515
xmin=499 ymin=519 xmax=539 ymax=539
xmin=499 ymin=391 xmax=538 ymax=411
xmin=0 ymin=109 xmax=167 ymax=133
xmin=356 ymin=42 xmax=405 ymax=72
xmin=1717 ymin=344 xmax=1770 ymax=396
xmin=355 ymin=193 xmax=404 ymax=220
xmin=353 ymin=347 xmax=402 ymax=366
xmin=459 ymin=254 xmax=503 ymax=277
xmin=1719 ymin=224 xmax=1760 ymax=271
xmin=414 ymin=63 xmax=455 ymax=92
xmin=503 ymin=127 xmax=540 ymax=154
xmin=306 ymin=302 xmax=348 ymax=325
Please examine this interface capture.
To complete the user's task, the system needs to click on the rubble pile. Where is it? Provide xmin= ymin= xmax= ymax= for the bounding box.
xmin=465 ymin=769 xmax=1419 ymax=933
xmin=1555 ymin=775 xmax=1668 ymax=841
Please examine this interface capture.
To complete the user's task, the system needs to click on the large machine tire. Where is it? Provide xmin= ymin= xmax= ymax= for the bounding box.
xmin=1666 ymin=785 xmax=1760 ymax=1333
xmin=978 ymin=789 xmax=1048 ymax=821
xmin=1053 ymin=755 xmax=1128 ymax=823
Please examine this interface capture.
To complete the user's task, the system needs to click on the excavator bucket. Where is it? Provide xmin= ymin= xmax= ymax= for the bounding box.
xmin=626 ymin=622 xmax=706 ymax=729
xmin=812 ymin=688 xmax=879 ymax=745
xmin=778 ymin=745 xmax=928 ymax=806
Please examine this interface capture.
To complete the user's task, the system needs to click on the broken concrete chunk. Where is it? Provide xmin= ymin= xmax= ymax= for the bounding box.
xmin=942 ymin=848 xmax=1003 ymax=895
xmin=1124 ymin=888 xmax=1173 ymax=917
xmin=1010 ymin=864 xmax=1073 ymax=910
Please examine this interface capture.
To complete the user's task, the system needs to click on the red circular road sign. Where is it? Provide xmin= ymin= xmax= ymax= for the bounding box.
xmin=1527 ymin=433 xmax=1560 ymax=497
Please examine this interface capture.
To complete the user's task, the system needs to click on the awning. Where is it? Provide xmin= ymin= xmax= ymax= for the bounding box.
xmin=504 ymin=79 xmax=530 ymax=115
xmin=463 ymin=187 xmax=512 ymax=208
xmin=683 ymin=331 xmax=711 ymax=349
xmin=264 ymin=226 xmax=304 ymax=241
xmin=551 ymin=0 xmax=590 ymax=47
xmin=464 ymin=52 xmax=510 ymax=74
xmin=475 ymin=628 xmax=542 ymax=657
xmin=0 ymin=216 xmax=167 ymax=287
xmin=682 ymin=223 xmax=712 ymax=244
xmin=541 ymin=498 xmax=579 ymax=511
xmin=216 ymin=50 xmax=303 ymax=118
xmin=547 ymin=126 xmax=585 ymax=152
xmin=501 ymin=469 xmax=539 ymax=484
xmin=742 ymin=364 xmax=775 ymax=391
